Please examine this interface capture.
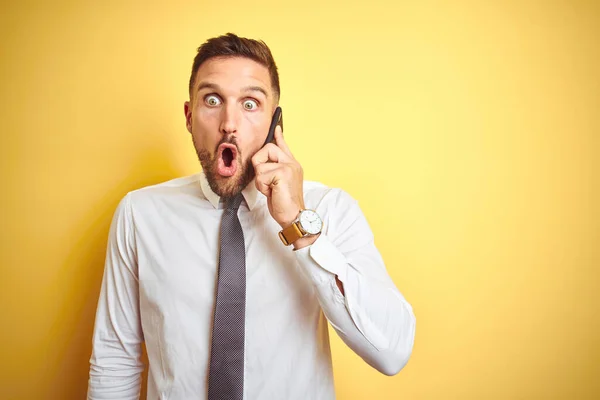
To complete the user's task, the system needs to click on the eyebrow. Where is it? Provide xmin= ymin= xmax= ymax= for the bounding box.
xmin=196 ymin=82 xmax=269 ymax=98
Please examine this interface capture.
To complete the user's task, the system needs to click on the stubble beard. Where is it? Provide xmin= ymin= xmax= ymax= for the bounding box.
xmin=194 ymin=136 xmax=256 ymax=201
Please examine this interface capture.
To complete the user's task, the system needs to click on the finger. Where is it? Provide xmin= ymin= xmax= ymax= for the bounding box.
xmin=254 ymin=163 xmax=284 ymax=198
xmin=254 ymin=161 xmax=280 ymax=176
xmin=255 ymin=176 xmax=271 ymax=197
xmin=252 ymin=142 xmax=292 ymax=167
xmin=255 ymin=164 xmax=287 ymax=196
xmin=274 ymin=125 xmax=294 ymax=159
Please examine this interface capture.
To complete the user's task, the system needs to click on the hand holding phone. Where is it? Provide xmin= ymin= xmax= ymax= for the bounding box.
xmin=252 ymin=105 xmax=305 ymax=229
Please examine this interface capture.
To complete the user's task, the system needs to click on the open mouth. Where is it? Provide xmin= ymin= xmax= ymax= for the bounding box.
xmin=222 ymin=147 xmax=234 ymax=167
xmin=216 ymin=143 xmax=238 ymax=177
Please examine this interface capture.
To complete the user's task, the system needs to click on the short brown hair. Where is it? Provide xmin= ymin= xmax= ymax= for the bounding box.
xmin=188 ymin=33 xmax=280 ymax=102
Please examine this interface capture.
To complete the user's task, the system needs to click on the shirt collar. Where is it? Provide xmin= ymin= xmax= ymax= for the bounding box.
xmin=198 ymin=170 xmax=260 ymax=211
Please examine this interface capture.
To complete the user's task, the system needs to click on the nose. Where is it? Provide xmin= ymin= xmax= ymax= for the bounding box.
xmin=219 ymin=102 xmax=239 ymax=136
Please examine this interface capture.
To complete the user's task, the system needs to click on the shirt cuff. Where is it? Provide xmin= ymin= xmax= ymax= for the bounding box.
xmin=293 ymin=234 xmax=347 ymax=303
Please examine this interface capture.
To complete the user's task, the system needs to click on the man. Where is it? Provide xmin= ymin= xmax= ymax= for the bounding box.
xmin=88 ymin=32 xmax=416 ymax=400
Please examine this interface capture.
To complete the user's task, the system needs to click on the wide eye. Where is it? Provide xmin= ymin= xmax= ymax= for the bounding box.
xmin=205 ymin=95 xmax=221 ymax=107
xmin=243 ymin=99 xmax=258 ymax=110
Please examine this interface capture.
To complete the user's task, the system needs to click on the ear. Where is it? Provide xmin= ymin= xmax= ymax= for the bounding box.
xmin=184 ymin=100 xmax=192 ymax=133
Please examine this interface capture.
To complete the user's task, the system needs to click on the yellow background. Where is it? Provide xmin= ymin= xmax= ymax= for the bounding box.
xmin=1 ymin=0 xmax=598 ymax=399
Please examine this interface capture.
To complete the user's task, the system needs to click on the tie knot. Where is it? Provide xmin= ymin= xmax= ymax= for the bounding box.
xmin=225 ymin=194 xmax=244 ymax=210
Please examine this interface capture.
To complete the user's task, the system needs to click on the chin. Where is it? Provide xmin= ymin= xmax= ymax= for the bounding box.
xmin=213 ymin=175 xmax=244 ymax=198
xmin=206 ymin=162 xmax=255 ymax=200
xmin=196 ymin=146 xmax=255 ymax=200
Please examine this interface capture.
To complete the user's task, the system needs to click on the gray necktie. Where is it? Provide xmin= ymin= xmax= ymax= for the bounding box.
xmin=208 ymin=193 xmax=246 ymax=400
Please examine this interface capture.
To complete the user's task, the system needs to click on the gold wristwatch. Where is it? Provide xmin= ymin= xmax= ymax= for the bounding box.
xmin=278 ymin=209 xmax=323 ymax=246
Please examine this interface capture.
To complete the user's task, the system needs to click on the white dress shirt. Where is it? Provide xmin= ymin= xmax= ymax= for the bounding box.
xmin=87 ymin=171 xmax=416 ymax=400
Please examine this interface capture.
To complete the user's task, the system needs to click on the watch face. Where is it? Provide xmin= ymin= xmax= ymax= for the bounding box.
xmin=299 ymin=210 xmax=323 ymax=235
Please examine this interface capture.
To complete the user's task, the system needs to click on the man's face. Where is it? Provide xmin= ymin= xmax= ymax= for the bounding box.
xmin=184 ymin=56 xmax=276 ymax=199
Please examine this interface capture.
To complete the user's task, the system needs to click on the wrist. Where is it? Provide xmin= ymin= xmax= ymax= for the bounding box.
xmin=278 ymin=204 xmax=305 ymax=229
xmin=278 ymin=208 xmax=323 ymax=248
xmin=278 ymin=214 xmax=299 ymax=230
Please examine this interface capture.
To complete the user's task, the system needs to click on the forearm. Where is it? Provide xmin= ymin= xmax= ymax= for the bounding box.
xmin=88 ymin=280 xmax=144 ymax=399
xmin=88 ymin=194 xmax=145 ymax=399
xmin=294 ymin=235 xmax=416 ymax=375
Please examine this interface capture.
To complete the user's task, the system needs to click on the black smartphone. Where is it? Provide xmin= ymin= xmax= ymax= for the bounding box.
xmin=263 ymin=106 xmax=283 ymax=147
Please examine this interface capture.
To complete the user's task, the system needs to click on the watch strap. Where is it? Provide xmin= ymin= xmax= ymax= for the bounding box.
xmin=278 ymin=222 xmax=305 ymax=246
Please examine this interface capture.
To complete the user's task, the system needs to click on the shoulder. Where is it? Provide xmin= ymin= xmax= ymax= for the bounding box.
xmin=303 ymin=180 xmax=359 ymax=211
xmin=129 ymin=173 xmax=201 ymax=196
xmin=302 ymin=180 xmax=371 ymax=241
xmin=122 ymin=173 xmax=203 ymax=209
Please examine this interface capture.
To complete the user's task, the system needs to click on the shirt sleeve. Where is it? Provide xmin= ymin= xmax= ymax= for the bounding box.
xmin=87 ymin=193 xmax=145 ymax=399
xmin=293 ymin=188 xmax=416 ymax=376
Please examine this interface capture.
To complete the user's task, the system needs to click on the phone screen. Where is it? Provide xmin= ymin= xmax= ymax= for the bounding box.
xmin=263 ymin=107 xmax=283 ymax=147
